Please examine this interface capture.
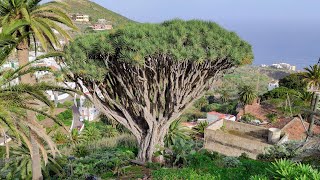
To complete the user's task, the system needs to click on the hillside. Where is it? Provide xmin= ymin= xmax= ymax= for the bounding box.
xmin=62 ymin=0 xmax=132 ymax=27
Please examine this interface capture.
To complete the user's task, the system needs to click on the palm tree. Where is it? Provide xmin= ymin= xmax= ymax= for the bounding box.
xmin=302 ymin=64 xmax=320 ymax=91
xmin=0 ymin=52 xmax=72 ymax=177
xmin=0 ymin=142 xmax=64 ymax=179
xmin=164 ymin=120 xmax=192 ymax=147
xmin=80 ymin=126 xmax=101 ymax=145
xmin=0 ymin=1 xmax=76 ymax=179
xmin=238 ymin=85 xmax=257 ymax=114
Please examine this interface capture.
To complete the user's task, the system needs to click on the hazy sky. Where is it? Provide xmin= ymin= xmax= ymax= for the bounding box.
xmin=74 ymin=1 xmax=320 ymax=68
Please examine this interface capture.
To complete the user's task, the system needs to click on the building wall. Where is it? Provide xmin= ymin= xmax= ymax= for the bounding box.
xmin=224 ymin=120 xmax=269 ymax=139
xmin=204 ymin=120 xmax=270 ymax=159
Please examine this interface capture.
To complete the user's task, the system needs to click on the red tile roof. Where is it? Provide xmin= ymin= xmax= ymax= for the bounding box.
xmin=281 ymin=118 xmax=320 ymax=140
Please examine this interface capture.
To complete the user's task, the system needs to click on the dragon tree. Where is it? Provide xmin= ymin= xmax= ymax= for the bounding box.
xmin=64 ymin=20 xmax=253 ymax=162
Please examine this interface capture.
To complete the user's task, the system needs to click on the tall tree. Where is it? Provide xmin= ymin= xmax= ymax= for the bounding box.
xmin=302 ymin=64 xmax=320 ymax=91
xmin=64 ymin=20 xmax=253 ymax=162
xmin=0 ymin=0 xmax=76 ymax=179
xmin=238 ymin=85 xmax=257 ymax=114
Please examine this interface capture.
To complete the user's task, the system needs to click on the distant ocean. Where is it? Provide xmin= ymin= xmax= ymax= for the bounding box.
xmin=222 ymin=20 xmax=320 ymax=70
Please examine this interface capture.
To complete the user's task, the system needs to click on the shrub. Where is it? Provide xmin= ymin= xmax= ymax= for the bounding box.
xmin=249 ymin=175 xmax=268 ymax=180
xmin=152 ymin=168 xmax=217 ymax=180
xmin=36 ymin=114 xmax=46 ymax=121
xmin=193 ymin=121 xmax=209 ymax=138
xmin=239 ymin=152 xmax=250 ymax=159
xmin=279 ymin=73 xmax=307 ymax=92
xmin=241 ymin=113 xmax=256 ymax=123
xmin=269 ymin=159 xmax=320 ymax=179
xmin=222 ymin=156 xmax=242 ymax=168
xmin=57 ymin=109 xmax=73 ymax=126
xmin=257 ymin=142 xmax=301 ymax=160
xmin=194 ymin=97 xmax=209 ymax=110
xmin=73 ymin=144 xmax=89 ymax=158
xmin=266 ymin=113 xmax=277 ymax=123
xmin=261 ymin=87 xmax=300 ymax=101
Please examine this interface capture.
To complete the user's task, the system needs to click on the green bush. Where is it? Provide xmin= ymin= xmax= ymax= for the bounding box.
xmin=241 ymin=113 xmax=256 ymax=123
xmin=57 ymin=109 xmax=73 ymax=126
xmin=269 ymin=159 xmax=320 ymax=179
xmin=152 ymin=168 xmax=217 ymax=180
xmin=223 ymin=156 xmax=242 ymax=168
xmin=266 ymin=113 xmax=277 ymax=123
xmin=261 ymin=87 xmax=300 ymax=101
xmin=257 ymin=142 xmax=301 ymax=161
xmin=36 ymin=114 xmax=46 ymax=121
xmin=73 ymin=144 xmax=89 ymax=158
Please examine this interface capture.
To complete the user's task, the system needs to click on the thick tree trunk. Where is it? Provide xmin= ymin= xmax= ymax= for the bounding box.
xmin=137 ymin=125 xmax=167 ymax=163
xmin=17 ymin=41 xmax=43 ymax=180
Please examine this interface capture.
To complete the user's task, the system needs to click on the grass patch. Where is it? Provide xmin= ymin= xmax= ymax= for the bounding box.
xmin=57 ymin=109 xmax=73 ymax=126
xmin=36 ymin=114 xmax=46 ymax=121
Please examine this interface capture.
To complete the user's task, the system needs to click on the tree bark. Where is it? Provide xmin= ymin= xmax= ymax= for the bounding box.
xmin=17 ymin=41 xmax=43 ymax=180
xmin=137 ymin=125 xmax=167 ymax=162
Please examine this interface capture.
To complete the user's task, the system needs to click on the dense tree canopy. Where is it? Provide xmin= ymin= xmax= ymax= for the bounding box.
xmin=279 ymin=73 xmax=307 ymax=92
xmin=64 ymin=20 xmax=253 ymax=162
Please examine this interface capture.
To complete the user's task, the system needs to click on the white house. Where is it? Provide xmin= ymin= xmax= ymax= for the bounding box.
xmin=268 ymin=81 xmax=279 ymax=91
xmin=78 ymin=93 xmax=100 ymax=121
xmin=74 ymin=14 xmax=90 ymax=22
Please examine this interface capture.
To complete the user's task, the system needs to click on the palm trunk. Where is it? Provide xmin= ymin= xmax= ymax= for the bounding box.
xmin=17 ymin=41 xmax=43 ymax=180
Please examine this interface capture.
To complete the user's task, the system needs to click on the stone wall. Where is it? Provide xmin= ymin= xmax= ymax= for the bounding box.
xmin=204 ymin=120 xmax=271 ymax=159
xmin=224 ymin=120 xmax=269 ymax=140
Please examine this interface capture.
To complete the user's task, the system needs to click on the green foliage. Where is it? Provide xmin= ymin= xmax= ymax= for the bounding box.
xmin=36 ymin=114 xmax=46 ymax=121
xmin=261 ymin=87 xmax=300 ymax=101
xmin=266 ymin=113 xmax=277 ymax=123
xmin=302 ymin=64 xmax=320 ymax=90
xmin=153 ymin=151 xmax=272 ymax=180
xmin=223 ymin=156 xmax=242 ymax=168
xmin=241 ymin=113 xmax=256 ymax=123
xmin=257 ymin=142 xmax=301 ymax=161
xmin=269 ymin=159 xmax=320 ymax=179
xmin=57 ymin=109 xmax=73 ymax=126
xmin=194 ymin=97 xmax=209 ymax=110
xmin=238 ymin=85 xmax=257 ymax=106
xmin=165 ymin=120 xmax=192 ymax=147
xmin=152 ymin=168 xmax=217 ymax=180
xmin=53 ymin=131 xmax=69 ymax=145
xmin=279 ymin=73 xmax=308 ymax=92
xmin=73 ymin=144 xmax=90 ymax=158
xmin=66 ymin=148 xmax=135 ymax=179
xmin=193 ymin=121 xmax=209 ymax=138
xmin=1 ymin=143 xmax=64 ymax=179
xmin=156 ymin=139 xmax=202 ymax=167
xmin=81 ymin=126 xmax=102 ymax=143
xmin=57 ymin=101 xmax=74 ymax=108
xmin=65 ymin=20 xmax=253 ymax=82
